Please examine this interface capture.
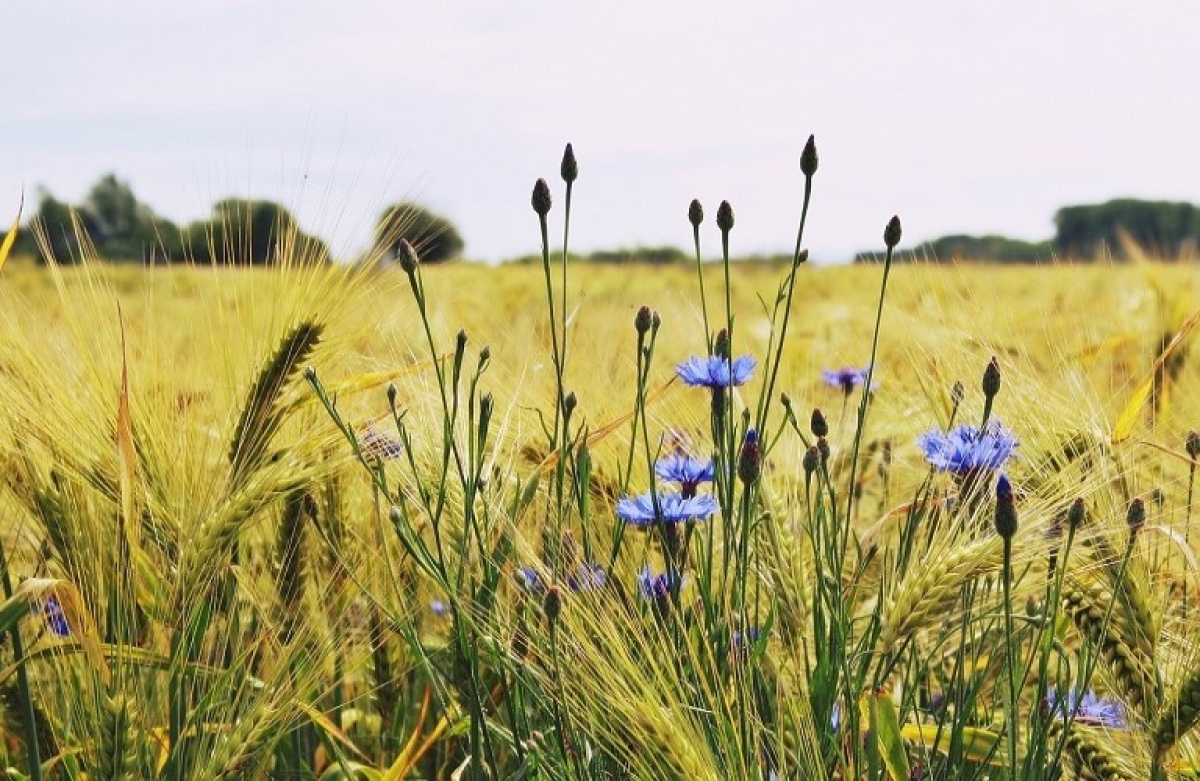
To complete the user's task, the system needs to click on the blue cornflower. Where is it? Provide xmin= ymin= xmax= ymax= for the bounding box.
xmin=1046 ymin=688 xmax=1126 ymax=729
xmin=655 ymin=452 xmax=714 ymax=496
xmin=430 ymin=599 xmax=449 ymax=618
xmin=822 ymin=365 xmax=873 ymax=394
xmin=616 ymin=491 xmax=719 ymax=528
xmin=516 ymin=567 xmax=545 ymax=594
xmin=637 ymin=567 xmax=680 ymax=600
xmin=42 ymin=595 xmax=70 ymax=637
xmin=917 ymin=420 xmax=1018 ymax=474
xmin=676 ymin=355 xmax=756 ymax=389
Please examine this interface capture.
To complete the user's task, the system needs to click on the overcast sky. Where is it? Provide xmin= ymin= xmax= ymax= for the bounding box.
xmin=6 ymin=2 xmax=1199 ymax=263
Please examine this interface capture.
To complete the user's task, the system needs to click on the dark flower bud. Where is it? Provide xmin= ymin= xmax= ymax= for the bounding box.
xmin=994 ymin=474 xmax=1017 ymax=540
xmin=1187 ymin=429 xmax=1200 ymax=460
xmin=883 ymin=215 xmax=902 ymax=249
xmin=543 ymin=586 xmax=562 ymax=626
xmin=456 ymin=329 xmax=468 ymax=354
xmin=1067 ymin=498 xmax=1086 ymax=531
xmin=688 ymin=199 xmax=704 ymax=227
xmin=651 ymin=311 xmax=661 ymax=331
xmin=800 ymin=134 xmax=819 ymax=177
xmin=982 ymin=357 xmax=1001 ymax=400
xmin=303 ymin=365 xmax=317 ymax=383
xmin=560 ymin=143 xmax=578 ymax=184
xmin=386 ymin=382 xmax=398 ymax=409
xmin=714 ymin=328 xmax=730 ymax=360
xmin=479 ymin=346 xmax=491 ymax=369
xmin=1127 ymin=497 xmax=1145 ymax=538
xmin=564 ymin=392 xmax=577 ymax=417
xmin=780 ymin=393 xmax=793 ymax=413
xmin=716 ymin=200 xmax=734 ymax=234
xmin=531 ymin=178 xmax=552 ymax=217
xmin=738 ymin=429 xmax=761 ymax=485
xmin=950 ymin=380 xmax=965 ymax=408
xmin=796 ymin=249 xmax=809 ymax=265
xmin=803 ymin=445 xmax=820 ymax=477
xmin=398 ymin=239 xmax=420 ymax=274
xmin=635 ymin=305 xmax=653 ymax=335
xmin=810 ymin=408 xmax=828 ymax=438
xmin=817 ymin=436 xmax=830 ymax=465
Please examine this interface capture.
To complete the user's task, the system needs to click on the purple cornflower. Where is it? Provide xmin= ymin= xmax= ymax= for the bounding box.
xmin=917 ymin=420 xmax=1018 ymax=474
xmin=42 ymin=595 xmax=70 ymax=637
xmin=1046 ymin=688 xmax=1126 ymax=729
xmin=566 ymin=563 xmax=607 ymax=592
xmin=676 ymin=355 xmax=756 ymax=389
xmin=361 ymin=424 xmax=403 ymax=460
xmin=655 ymin=452 xmax=714 ymax=497
xmin=616 ymin=491 xmax=719 ymax=528
xmin=516 ymin=563 xmax=607 ymax=594
xmin=430 ymin=599 xmax=449 ymax=618
xmin=637 ymin=567 xmax=680 ymax=600
xmin=822 ymin=365 xmax=872 ymax=395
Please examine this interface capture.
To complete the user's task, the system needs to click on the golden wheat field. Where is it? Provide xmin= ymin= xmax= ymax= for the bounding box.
xmin=2 ymin=241 xmax=1200 ymax=779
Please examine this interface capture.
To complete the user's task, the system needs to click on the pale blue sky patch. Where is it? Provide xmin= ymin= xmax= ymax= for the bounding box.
xmin=4 ymin=1 xmax=1198 ymax=262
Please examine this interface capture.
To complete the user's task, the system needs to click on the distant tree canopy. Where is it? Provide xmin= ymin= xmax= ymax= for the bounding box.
xmin=16 ymin=175 xmax=327 ymax=265
xmin=375 ymin=202 xmax=464 ymax=264
xmin=857 ymin=234 xmax=1055 ymax=264
xmin=1054 ymin=199 xmax=1200 ymax=258
xmin=185 ymin=198 xmax=328 ymax=265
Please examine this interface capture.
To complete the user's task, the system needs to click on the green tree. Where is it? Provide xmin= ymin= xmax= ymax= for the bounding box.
xmin=374 ymin=202 xmax=464 ymax=264
xmin=185 ymin=198 xmax=327 ymax=265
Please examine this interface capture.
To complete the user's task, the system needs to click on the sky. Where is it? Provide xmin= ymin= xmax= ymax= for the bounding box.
xmin=6 ymin=2 xmax=1200 ymax=264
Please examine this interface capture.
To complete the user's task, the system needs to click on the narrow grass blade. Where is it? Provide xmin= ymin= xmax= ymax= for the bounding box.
xmin=1112 ymin=307 xmax=1200 ymax=442
xmin=0 ymin=193 xmax=22 ymax=274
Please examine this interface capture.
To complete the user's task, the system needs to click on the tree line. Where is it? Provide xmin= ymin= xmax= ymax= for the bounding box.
xmin=858 ymin=199 xmax=1200 ymax=263
xmin=8 ymin=174 xmax=464 ymax=266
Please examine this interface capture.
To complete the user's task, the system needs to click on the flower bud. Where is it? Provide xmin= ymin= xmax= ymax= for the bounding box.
xmin=994 ymin=474 xmax=1017 ymax=540
xmin=531 ymin=178 xmax=552 ymax=217
xmin=398 ymin=239 xmax=420 ymax=274
xmin=543 ymin=586 xmax=562 ymax=626
xmin=560 ymin=143 xmax=578 ymax=184
xmin=1127 ymin=497 xmax=1146 ymax=538
xmin=982 ymin=357 xmax=1001 ymax=401
xmin=950 ymin=380 xmax=965 ymax=408
xmin=810 ymin=408 xmax=828 ymax=438
xmin=817 ymin=436 xmax=830 ymax=465
xmin=738 ymin=429 xmax=761 ymax=485
xmin=1187 ymin=430 xmax=1200 ymax=461
xmin=1067 ymin=498 xmax=1086 ymax=531
xmin=688 ymin=199 xmax=704 ymax=228
xmin=635 ymin=305 xmax=653 ymax=336
xmin=800 ymin=134 xmax=819 ymax=177
xmin=564 ymin=392 xmax=577 ymax=418
xmin=716 ymin=201 xmax=734 ymax=234
xmin=714 ymin=328 xmax=730 ymax=360
xmin=803 ymin=445 xmax=820 ymax=477
xmin=883 ymin=215 xmax=902 ymax=249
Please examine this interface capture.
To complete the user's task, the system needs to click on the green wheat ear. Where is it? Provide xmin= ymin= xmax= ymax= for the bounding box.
xmin=228 ymin=320 xmax=324 ymax=490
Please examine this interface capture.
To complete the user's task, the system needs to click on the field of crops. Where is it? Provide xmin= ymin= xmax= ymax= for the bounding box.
xmin=3 ymin=160 xmax=1200 ymax=780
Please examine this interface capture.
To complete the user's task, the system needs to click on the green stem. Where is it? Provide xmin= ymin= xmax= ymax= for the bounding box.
xmin=0 ymin=537 xmax=41 ymax=781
